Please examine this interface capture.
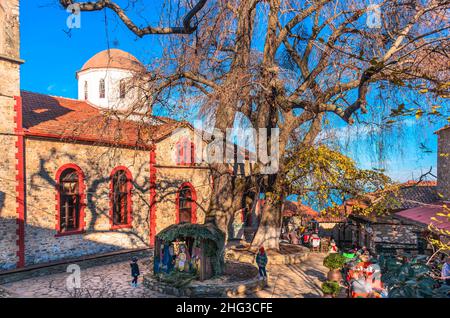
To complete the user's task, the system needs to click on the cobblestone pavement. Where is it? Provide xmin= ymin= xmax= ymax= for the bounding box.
xmin=0 ymin=286 xmax=15 ymax=298
xmin=253 ymin=252 xmax=328 ymax=298
xmin=0 ymin=252 xmax=327 ymax=298
xmin=0 ymin=255 xmax=170 ymax=298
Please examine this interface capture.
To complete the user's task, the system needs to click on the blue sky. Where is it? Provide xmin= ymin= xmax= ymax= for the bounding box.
xmin=20 ymin=1 xmax=443 ymax=183
xmin=21 ymin=1 xmax=164 ymax=97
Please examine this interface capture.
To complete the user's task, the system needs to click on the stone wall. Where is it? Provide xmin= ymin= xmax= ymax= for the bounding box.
xmin=352 ymin=219 xmax=421 ymax=253
xmin=0 ymin=0 xmax=218 ymax=271
xmin=0 ymin=0 xmax=21 ymax=270
xmin=0 ymin=129 xmax=215 ymax=269
xmin=154 ymin=129 xmax=212 ymax=234
xmin=372 ymin=222 xmax=420 ymax=248
xmin=0 ymin=94 xmax=20 ymax=270
xmin=23 ymin=138 xmax=151 ymax=265
xmin=437 ymin=128 xmax=450 ymax=201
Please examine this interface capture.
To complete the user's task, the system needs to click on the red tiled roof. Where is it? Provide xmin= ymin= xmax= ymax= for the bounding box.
xmin=402 ymin=180 xmax=437 ymax=187
xmin=78 ymin=49 xmax=145 ymax=74
xmin=344 ymin=180 xmax=438 ymax=213
xmin=21 ymin=91 xmax=181 ymax=148
xmin=282 ymin=201 xmax=318 ymax=217
xmin=395 ymin=203 xmax=450 ymax=233
xmin=393 ymin=181 xmax=439 ymax=210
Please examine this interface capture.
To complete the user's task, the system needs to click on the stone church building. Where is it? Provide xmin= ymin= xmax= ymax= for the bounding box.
xmin=0 ymin=0 xmax=239 ymax=271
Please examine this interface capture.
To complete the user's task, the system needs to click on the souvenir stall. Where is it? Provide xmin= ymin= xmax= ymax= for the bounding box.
xmin=153 ymin=223 xmax=226 ymax=281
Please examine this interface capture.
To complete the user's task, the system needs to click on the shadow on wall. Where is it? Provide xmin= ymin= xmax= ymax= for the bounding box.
xmin=22 ymin=220 xmax=145 ymax=266
xmin=3 ymin=134 xmax=216 ymax=269
xmin=0 ymin=191 xmax=5 ymax=215
xmin=15 ymin=149 xmax=154 ymax=268
xmin=27 ymin=149 xmax=151 ymax=237
xmin=0 ymin=191 xmax=6 ymax=212
xmin=156 ymin=175 xmax=210 ymax=223
xmin=0 ymin=217 xmax=18 ymax=271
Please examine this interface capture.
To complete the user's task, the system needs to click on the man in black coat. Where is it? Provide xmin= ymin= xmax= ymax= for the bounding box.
xmin=130 ymin=257 xmax=140 ymax=287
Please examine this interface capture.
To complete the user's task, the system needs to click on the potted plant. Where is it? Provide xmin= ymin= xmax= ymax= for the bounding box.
xmin=323 ymin=253 xmax=346 ymax=282
xmin=322 ymin=281 xmax=341 ymax=298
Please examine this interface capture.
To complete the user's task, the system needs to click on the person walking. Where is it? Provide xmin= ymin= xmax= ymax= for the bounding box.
xmin=130 ymin=256 xmax=140 ymax=287
xmin=256 ymin=246 xmax=268 ymax=282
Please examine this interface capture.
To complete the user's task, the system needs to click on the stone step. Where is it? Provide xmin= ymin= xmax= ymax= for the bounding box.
xmin=225 ymin=245 xmax=310 ymax=267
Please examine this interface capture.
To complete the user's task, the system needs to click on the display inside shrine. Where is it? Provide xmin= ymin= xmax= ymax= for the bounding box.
xmin=153 ymin=223 xmax=225 ymax=282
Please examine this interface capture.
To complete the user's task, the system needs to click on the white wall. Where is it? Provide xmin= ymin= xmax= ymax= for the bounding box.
xmin=77 ymin=68 xmax=146 ymax=112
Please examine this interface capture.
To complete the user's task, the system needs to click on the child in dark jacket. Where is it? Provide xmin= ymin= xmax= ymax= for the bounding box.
xmin=256 ymin=246 xmax=268 ymax=281
xmin=130 ymin=257 xmax=140 ymax=287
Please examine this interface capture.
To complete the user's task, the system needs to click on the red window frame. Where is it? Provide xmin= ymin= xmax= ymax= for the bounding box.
xmin=55 ymin=164 xmax=86 ymax=237
xmin=175 ymin=137 xmax=195 ymax=166
xmin=109 ymin=166 xmax=133 ymax=229
xmin=175 ymin=182 xmax=197 ymax=224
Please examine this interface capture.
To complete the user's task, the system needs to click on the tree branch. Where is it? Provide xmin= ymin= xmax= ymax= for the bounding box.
xmin=60 ymin=0 xmax=208 ymax=36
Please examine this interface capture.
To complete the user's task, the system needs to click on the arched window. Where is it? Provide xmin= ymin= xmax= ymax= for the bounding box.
xmin=119 ymin=79 xmax=126 ymax=99
xmin=176 ymin=183 xmax=197 ymax=224
xmin=175 ymin=138 xmax=195 ymax=165
xmin=56 ymin=164 xmax=85 ymax=235
xmin=110 ymin=167 xmax=132 ymax=228
xmin=99 ymin=78 xmax=105 ymax=98
xmin=84 ymin=81 xmax=88 ymax=100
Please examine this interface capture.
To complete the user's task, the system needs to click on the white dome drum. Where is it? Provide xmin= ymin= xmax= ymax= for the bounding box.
xmin=77 ymin=49 xmax=148 ymax=113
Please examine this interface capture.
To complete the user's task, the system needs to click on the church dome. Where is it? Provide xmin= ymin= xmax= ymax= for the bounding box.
xmin=79 ymin=49 xmax=145 ymax=73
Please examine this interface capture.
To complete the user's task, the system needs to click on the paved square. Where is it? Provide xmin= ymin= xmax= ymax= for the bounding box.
xmin=0 ymin=253 xmax=328 ymax=298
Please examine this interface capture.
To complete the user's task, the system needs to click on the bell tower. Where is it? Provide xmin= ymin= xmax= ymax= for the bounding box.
xmin=0 ymin=0 xmax=25 ymax=270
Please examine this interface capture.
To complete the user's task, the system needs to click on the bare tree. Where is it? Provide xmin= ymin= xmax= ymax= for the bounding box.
xmin=59 ymin=0 xmax=449 ymax=249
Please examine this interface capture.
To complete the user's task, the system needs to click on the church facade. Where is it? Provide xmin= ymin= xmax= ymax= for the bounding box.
xmin=0 ymin=0 xmax=227 ymax=271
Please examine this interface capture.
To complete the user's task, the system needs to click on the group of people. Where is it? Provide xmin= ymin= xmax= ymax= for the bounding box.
xmin=282 ymin=225 xmax=318 ymax=246
xmin=342 ymin=246 xmax=387 ymax=298
xmin=344 ymin=247 xmax=450 ymax=297
xmin=281 ymin=225 xmax=339 ymax=254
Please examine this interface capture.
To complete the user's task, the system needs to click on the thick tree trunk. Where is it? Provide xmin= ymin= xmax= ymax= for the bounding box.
xmin=250 ymin=192 xmax=284 ymax=250
xmin=206 ymin=171 xmax=248 ymax=239
xmin=205 ymin=1 xmax=257 ymax=238
xmin=250 ymin=109 xmax=292 ymax=250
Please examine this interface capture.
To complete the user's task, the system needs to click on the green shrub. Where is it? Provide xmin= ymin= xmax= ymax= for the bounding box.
xmin=379 ymin=254 xmax=450 ymax=298
xmin=322 ymin=281 xmax=341 ymax=296
xmin=323 ymin=253 xmax=346 ymax=270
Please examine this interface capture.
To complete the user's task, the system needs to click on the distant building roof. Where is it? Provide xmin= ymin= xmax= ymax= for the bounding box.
xmin=393 ymin=181 xmax=439 ymax=210
xmin=345 ymin=180 xmax=438 ymax=213
xmin=395 ymin=203 xmax=450 ymax=234
xmin=282 ymin=201 xmax=318 ymax=217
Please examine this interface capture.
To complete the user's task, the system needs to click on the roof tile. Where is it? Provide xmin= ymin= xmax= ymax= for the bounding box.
xmin=21 ymin=91 xmax=181 ymax=148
